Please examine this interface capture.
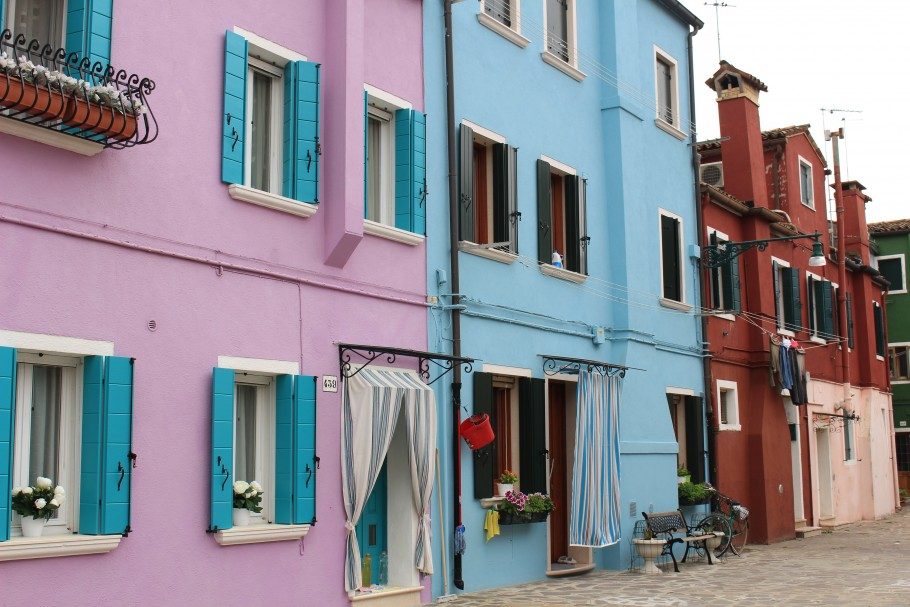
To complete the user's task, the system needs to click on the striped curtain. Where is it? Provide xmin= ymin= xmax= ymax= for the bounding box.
xmin=341 ymin=368 xmax=436 ymax=592
xmin=569 ymin=370 xmax=622 ymax=547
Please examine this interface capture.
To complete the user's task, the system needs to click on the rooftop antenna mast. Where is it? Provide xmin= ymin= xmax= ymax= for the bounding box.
xmin=820 ymin=107 xmax=863 ymax=209
xmin=705 ymin=2 xmax=735 ymax=62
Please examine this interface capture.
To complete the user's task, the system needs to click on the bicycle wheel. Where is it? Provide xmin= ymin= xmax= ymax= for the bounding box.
xmin=728 ymin=514 xmax=749 ymax=555
xmin=695 ymin=513 xmax=733 ymax=558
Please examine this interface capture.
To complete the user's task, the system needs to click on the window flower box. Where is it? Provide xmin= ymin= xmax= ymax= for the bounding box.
xmin=63 ymin=97 xmax=138 ymax=140
xmin=496 ymin=490 xmax=554 ymax=525
xmin=499 ymin=511 xmax=550 ymax=525
xmin=0 ymin=77 xmax=67 ymax=120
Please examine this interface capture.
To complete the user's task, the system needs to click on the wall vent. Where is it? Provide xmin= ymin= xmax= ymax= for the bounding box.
xmin=700 ymin=161 xmax=724 ymax=188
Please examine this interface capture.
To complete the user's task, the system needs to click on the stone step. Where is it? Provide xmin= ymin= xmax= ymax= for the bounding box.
xmin=795 ymin=526 xmax=822 ymax=538
xmin=818 ymin=517 xmax=848 ymax=530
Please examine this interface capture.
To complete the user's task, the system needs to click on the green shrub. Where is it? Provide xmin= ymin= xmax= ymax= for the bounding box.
xmin=678 ymin=481 xmax=713 ymax=505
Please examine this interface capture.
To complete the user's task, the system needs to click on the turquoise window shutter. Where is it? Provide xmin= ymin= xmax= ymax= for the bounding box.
xmin=294 ymin=375 xmax=317 ymax=524
xmin=0 ymin=1 xmax=5 ymax=32
xmin=274 ymin=374 xmax=294 ymax=524
xmin=294 ymin=61 xmax=320 ymax=204
xmin=363 ymin=91 xmax=369 ymax=217
xmin=221 ymin=31 xmax=248 ymax=185
xmin=394 ymin=109 xmax=428 ymax=234
xmin=210 ymin=368 xmax=234 ymax=532
xmin=65 ymin=0 xmax=112 ymax=66
xmin=282 ymin=61 xmax=297 ymax=199
xmin=100 ymin=356 xmax=133 ymax=535
xmin=0 ymin=347 xmax=16 ymax=542
xmin=79 ymin=356 xmax=104 ymax=535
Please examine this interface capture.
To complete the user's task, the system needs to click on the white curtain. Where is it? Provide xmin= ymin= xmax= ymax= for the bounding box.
xmin=341 ymin=367 xmax=436 ymax=592
xmin=29 ymin=365 xmax=62 ymax=485
xmin=569 ymin=370 xmax=622 ymax=547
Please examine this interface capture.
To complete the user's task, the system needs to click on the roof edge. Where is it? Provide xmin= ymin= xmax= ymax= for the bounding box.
xmin=654 ymin=0 xmax=705 ymax=30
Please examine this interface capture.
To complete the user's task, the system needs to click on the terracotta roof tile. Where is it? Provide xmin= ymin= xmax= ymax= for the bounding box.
xmin=696 ymin=124 xmax=826 ymax=166
xmin=869 ymin=219 xmax=910 ymax=235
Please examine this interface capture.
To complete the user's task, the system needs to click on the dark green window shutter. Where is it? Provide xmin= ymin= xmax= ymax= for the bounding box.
xmin=564 ymin=175 xmax=579 ymax=273
xmin=536 ymin=159 xmax=553 ymax=264
xmin=709 ymin=233 xmax=721 ymax=308
xmin=846 ymin=293 xmax=855 ymax=348
xmin=471 ymin=372 xmax=494 ymax=499
xmin=782 ymin=267 xmax=802 ymax=331
xmin=773 ymin=261 xmax=782 ymax=325
xmin=874 ymin=304 xmax=885 ymax=357
xmin=518 ymin=377 xmax=547 ymax=495
xmin=722 ymin=253 xmax=741 ymax=312
xmin=507 ymin=146 xmax=519 ymax=254
xmin=819 ymin=280 xmax=834 ymax=338
xmin=807 ymin=275 xmax=817 ymax=333
xmin=660 ymin=215 xmax=681 ymax=301
xmin=0 ymin=347 xmax=15 ymax=542
xmin=578 ymin=178 xmax=588 ymax=275
xmin=492 ymin=143 xmax=509 ymax=245
xmin=685 ymin=396 xmax=706 ymax=484
xmin=458 ymin=123 xmax=475 ymax=242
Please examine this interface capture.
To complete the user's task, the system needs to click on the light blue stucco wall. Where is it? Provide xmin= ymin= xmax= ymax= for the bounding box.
xmin=424 ymin=0 xmax=706 ymax=596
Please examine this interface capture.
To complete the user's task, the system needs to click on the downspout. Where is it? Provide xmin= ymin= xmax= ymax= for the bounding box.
xmin=686 ymin=22 xmax=712 ymax=483
xmin=443 ymin=0 xmax=465 ymax=590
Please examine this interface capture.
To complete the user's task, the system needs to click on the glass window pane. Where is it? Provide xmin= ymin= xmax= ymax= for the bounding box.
xmin=484 ymin=0 xmax=511 ymax=27
xmin=235 ymin=385 xmax=258 ymax=483
xmin=367 ymin=115 xmax=383 ymax=222
xmin=14 ymin=0 xmax=64 ymax=45
xmin=546 ymin=0 xmax=569 ymax=61
xmin=250 ymin=70 xmax=273 ymax=193
xmin=29 ymin=365 xmax=62 ymax=487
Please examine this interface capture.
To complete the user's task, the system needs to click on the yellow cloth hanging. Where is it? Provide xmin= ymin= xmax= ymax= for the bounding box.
xmin=484 ymin=509 xmax=500 ymax=542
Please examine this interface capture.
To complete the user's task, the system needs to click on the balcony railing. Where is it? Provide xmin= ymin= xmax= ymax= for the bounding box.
xmin=0 ymin=29 xmax=158 ymax=149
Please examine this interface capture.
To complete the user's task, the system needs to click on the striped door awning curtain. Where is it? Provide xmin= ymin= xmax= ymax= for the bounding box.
xmin=569 ymin=370 xmax=623 ymax=547
xmin=341 ymin=367 xmax=437 ymax=592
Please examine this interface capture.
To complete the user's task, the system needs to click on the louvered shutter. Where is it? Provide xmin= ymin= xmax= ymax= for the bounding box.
xmin=65 ymin=0 xmax=112 ymax=67
xmin=79 ymin=356 xmax=104 ymax=535
xmin=661 ymin=215 xmax=681 ymax=301
xmin=846 ymin=293 xmax=855 ymax=348
xmin=294 ymin=375 xmax=318 ymax=524
xmin=282 ymin=60 xmax=320 ymax=204
xmin=874 ymin=304 xmax=885 ymax=357
xmin=578 ymin=177 xmax=588 ymax=275
xmin=537 ymin=159 xmax=553 ymax=264
xmin=772 ymin=261 xmax=782 ymax=325
xmin=518 ymin=378 xmax=547 ymax=495
xmin=819 ymin=280 xmax=834 ymax=339
xmin=100 ymin=356 xmax=133 ymax=535
xmin=782 ymin=267 xmax=802 ymax=331
xmin=725 ymin=256 xmax=741 ymax=312
xmin=565 ymin=176 xmax=580 ymax=273
xmin=0 ymin=2 xmax=5 ymax=32
xmin=274 ymin=374 xmax=294 ymax=524
xmin=394 ymin=109 xmax=427 ymax=234
xmin=459 ymin=123 xmax=475 ymax=242
xmin=221 ymin=31 xmax=248 ymax=185
xmin=492 ymin=143 xmax=509 ymax=245
xmin=685 ymin=397 xmax=706 ymax=484
xmin=507 ymin=146 xmax=519 ymax=254
xmin=808 ymin=275 xmax=817 ymax=333
xmin=0 ymin=347 xmax=15 ymax=542
xmin=471 ymin=372 xmax=494 ymax=499
xmin=210 ymin=368 xmax=235 ymax=532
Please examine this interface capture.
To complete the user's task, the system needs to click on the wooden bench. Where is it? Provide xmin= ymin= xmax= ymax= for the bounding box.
xmin=642 ymin=510 xmax=716 ymax=572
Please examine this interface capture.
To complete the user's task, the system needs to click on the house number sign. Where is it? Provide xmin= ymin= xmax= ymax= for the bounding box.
xmin=322 ymin=375 xmax=338 ymax=392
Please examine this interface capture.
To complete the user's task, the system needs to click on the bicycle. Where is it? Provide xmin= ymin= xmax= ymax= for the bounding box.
xmin=697 ymin=486 xmax=750 ymax=557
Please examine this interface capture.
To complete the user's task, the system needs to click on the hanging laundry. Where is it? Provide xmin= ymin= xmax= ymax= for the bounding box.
xmin=484 ymin=509 xmax=500 ymax=542
xmin=794 ymin=350 xmax=808 ymax=405
xmin=769 ymin=336 xmax=781 ymax=387
xmin=787 ymin=347 xmax=805 ymax=404
xmin=779 ymin=341 xmax=794 ymax=395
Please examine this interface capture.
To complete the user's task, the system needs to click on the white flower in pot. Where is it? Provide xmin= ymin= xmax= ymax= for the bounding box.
xmin=496 ymin=470 xmax=518 ymax=497
xmin=232 ymin=480 xmax=263 ymax=526
xmin=11 ymin=478 xmax=63 ymax=538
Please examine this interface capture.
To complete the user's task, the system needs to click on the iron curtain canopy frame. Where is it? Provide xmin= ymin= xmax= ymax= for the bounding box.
xmin=540 ymin=354 xmax=643 ymax=378
xmin=702 ymin=231 xmax=826 ymax=269
xmin=338 ymin=343 xmax=474 ymax=385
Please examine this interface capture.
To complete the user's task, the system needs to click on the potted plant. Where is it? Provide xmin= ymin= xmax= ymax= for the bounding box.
xmin=700 ymin=519 xmax=725 ymax=551
xmin=11 ymin=477 xmax=65 ymax=538
xmin=632 ymin=526 xmax=665 ymax=574
xmin=232 ymin=480 xmax=263 ymax=526
xmin=496 ymin=470 xmax=518 ymax=497
xmin=0 ymin=55 xmax=68 ymax=120
xmin=677 ymin=466 xmax=691 ymax=484
xmin=62 ymin=83 xmax=140 ymax=141
xmin=497 ymin=490 xmax=554 ymax=524
xmin=678 ymin=481 xmax=713 ymax=506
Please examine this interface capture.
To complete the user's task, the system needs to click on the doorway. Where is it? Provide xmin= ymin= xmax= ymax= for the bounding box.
xmin=548 ymin=381 xmax=569 ymax=565
xmin=816 ymin=427 xmax=834 ymax=520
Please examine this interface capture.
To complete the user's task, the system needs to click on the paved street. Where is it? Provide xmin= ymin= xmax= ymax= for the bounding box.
xmin=443 ymin=509 xmax=910 ymax=606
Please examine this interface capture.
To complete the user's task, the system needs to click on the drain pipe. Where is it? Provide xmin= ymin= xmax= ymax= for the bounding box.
xmin=443 ymin=0 xmax=465 ymax=590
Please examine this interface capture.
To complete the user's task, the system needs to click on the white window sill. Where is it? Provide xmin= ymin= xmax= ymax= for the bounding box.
xmin=659 ymin=297 xmax=692 ymax=312
xmin=350 ymin=585 xmax=423 ymax=606
xmin=0 ymin=116 xmax=104 ymax=156
xmin=892 ymin=380 xmax=910 ymax=385
xmin=778 ymin=328 xmax=796 ymax=338
xmin=709 ymin=312 xmax=736 ymax=321
xmin=876 ymin=355 xmax=885 ymax=361
xmin=480 ymin=496 xmax=505 ymax=509
xmin=214 ymin=523 xmax=310 ymax=546
xmin=801 ymin=201 xmax=815 ymax=210
xmin=459 ymin=241 xmax=517 ymax=264
xmin=719 ymin=424 xmax=742 ymax=432
xmin=887 ymin=289 xmax=908 ymax=295
xmin=844 ymin=459 xmax=859 ymax=466
xmin=228 ymin=184 xmax=318 ymax=218
xmin=655 ymin=118 xmax=687 ymax=140
xmin=540 ymin=52 xmax=586 ymax=82
xmin=539 ymin=264 xmax=587 ymax=283
xmin=363 ymin=220 xmax=424 ymax=246
xmin=809 ymin=336 xmax=826 ymax=345
xmin=0 ymin=533 xmax=121 ymax=562
xmin=477 ymin=13 xmax=530 ymax=48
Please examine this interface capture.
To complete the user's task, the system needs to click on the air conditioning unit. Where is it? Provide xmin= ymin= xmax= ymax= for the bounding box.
xmin=700 ymin=162 xmax=724 ymax=188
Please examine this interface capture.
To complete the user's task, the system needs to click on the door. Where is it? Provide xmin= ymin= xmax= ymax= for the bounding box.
xmin=816 ymin=428 xmax=834 ymax=520
xmin=548 ymin=381 xmax=568 ymax=564
xmin=356 ymin=462 xmax=388 ymax=582
xmin=896 ymin=433 xmax=910 ymax=494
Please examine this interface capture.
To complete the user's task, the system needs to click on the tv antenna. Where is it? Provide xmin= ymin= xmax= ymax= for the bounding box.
xmin=705 ymin=2 xmax=736 ymax=62
xmin=819 ymin=108 xmax=862 ymax=206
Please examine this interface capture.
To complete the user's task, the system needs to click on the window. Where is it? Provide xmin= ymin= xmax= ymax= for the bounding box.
xmin=707 ymin=229 xmax=741 ymax=312
xmin=660 ymin=211 xmax=684 ymax=302
xmin=537 ymin=158 xmax=587 ymax=274
xmin=221 ymin=30 xmax=320 ymax=209
xmin=873 ymin=301 xmax=885 ymax=358
xmin=897 ymin=433 xmax=910 ymax=472
xmin=807 ymin=274 xmax=835 ymax=341
xmin=6 ymin=0 xmax=66 ymax=47
xmin=12 ymin=354 xmax=78 ymax=537
xmin=844 ymin=417 xmax=856 ymax=462
xmin=365 ymin=104 xmax=395 ymax=225
xmin=472 ymin=372 xmax=546 ymax=498
xmin=876 ymin=255 xmax=906 ymax=294
xmin=799 ymin=157 xmax=814 ymax=209
xmin=890 ymin=345 xmax=910 ymax=381
xmin=773 ymin=259 xmax=802 ymax=334
xmin=716 ymin=380 xmax=740 ymax=431
xmin=233 ymin=375 xmax=273 ymax=524
xmin=544 ymin=0 xmax=575 ymax=64
xmin=666 ymin=391 xmax=705 ymax=483
xmin=483 ymin=0 xmax=516 ymax=28
xmin=654 ymin=49 xmax=679 ymax=127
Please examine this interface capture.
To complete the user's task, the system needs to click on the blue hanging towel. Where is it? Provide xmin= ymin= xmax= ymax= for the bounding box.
xmin=454 ymin=524 xmax=466 ymax=555
xmin=779 ymin=345 xmax=794 ymax=391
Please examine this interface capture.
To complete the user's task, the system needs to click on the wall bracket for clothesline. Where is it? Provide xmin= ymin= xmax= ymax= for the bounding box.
xmin=540 ymin=354 xmax=643 ymax=378
xmin=337 ymin=343 xmax=474 ymax=385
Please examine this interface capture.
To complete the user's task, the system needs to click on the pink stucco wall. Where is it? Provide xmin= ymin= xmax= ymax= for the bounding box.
xmin=0 ymin=1 xmax=427 ymax=605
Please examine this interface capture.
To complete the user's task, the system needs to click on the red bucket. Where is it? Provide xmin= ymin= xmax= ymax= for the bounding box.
xmin=459 ymin=414 xmax=495 ymax=450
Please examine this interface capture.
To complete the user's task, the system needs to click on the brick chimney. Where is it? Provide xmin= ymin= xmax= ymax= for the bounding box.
xmin=706 ymin=61 xmax=769 ymax=207
xmin=840 ymin=180 xmax=873 ymax=264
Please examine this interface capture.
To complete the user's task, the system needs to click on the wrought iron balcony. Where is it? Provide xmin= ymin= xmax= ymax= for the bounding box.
xmin=0 ymin=29 xmax=158 ymax=150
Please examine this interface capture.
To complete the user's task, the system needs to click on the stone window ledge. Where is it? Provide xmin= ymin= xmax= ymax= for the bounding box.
xmin=364 ymin=220 xmax=424 ymax=246
xmin=228 ymin=184 xmax=318 ymax=218
xmin=477 ymin=13 xmax=530 ymax=48
xmin=540 ymin=264 xmax=587 ymax=283
xmin=655 ymin=118 xmax=687 ymax=140
xmin=0 ymin=533 xmax=121 ymax=562
xmin=214 ymin=523 xmax=310 ymax=546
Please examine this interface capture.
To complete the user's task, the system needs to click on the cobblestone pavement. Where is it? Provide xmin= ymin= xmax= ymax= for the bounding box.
xmin=443 ymin=508 xmax=910 ymax=606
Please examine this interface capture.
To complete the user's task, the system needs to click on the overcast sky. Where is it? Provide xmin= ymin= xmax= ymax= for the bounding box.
xmin=679 ymin=0 xmax=907 ymax=222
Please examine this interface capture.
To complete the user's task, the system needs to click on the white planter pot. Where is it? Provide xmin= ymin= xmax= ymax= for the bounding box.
xmin=677 ymin=475 xmax=690 ymax=485
xmin=706 ymin=531 xmax=725 ymax=551
xmin=20 ymin=516 xmax=46 ymax=538
xmin=232 ymin=508 xmax=251 ymax=527
xmin=633 ymin=538 xmax=665 ymax=574
xmin=496 ymin=483 xmax=514 ymax=497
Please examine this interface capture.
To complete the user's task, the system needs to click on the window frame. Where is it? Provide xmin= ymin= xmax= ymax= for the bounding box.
xmin=772 ymin=256 xmax=796 ymax=337
xmin=539 ymin=155 xmax=586 ymax=276
xmin=5 ymin=0 xmax=67 ymax=48
xmin=365 ymin=105 xmax=396 ymax=226
xmin=232 ymin=373 xmax=275 ymax=525
xmin=889 ymin=343 xmax=910 ymax=383
xmin=659 ymin=208 xmax=686 ymax=306
xmin=480 ymin=0 xmax=524 ymax=35
xmin=716 ymin=380 xmax=741 ymax=432
xmin=11 ymin=352 xmax=82 ymax=538
xmin=798 ymin=156 xmax=815 ymax=210
xmin=876 ymin=254 xmax=907 ymax=295
xmin=490 ymin=375 xmax=521 ymax=494
xmin=542 ymin=0 xmax=578 ymax=67
xmin=806 ymin=272 xmax=837 ymax=343
xmin=363 ymin=84 xmax=413 ymax=231
xmin=873 ymin=300 xmax=886 ymax=360
xmin=706 ymin=227 xmax=730 ymax=312
xmin=243 ymin=56 xmax=284 ymax=196
xmin=653 ymin=46 xmax=680 ymax=130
